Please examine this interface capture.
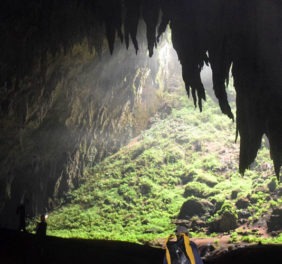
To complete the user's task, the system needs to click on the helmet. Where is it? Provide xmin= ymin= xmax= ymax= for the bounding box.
xmin=175 ymin=225 xmax=188 ymax=235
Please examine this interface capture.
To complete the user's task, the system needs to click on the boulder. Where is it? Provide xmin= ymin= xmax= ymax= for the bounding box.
xmin=178 ymin=198 xmax=214 ymax=219
xmin=235 ymin=198 xmax=250 ymax=209
xmin=267 ymin=207 xmax=282 ymax=232
xmin=209 ymin=211 xmax=238 ymax=233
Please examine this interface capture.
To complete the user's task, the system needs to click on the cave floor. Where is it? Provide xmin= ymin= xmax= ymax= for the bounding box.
xmin=0 ymin=228 xmax=281 ymax=264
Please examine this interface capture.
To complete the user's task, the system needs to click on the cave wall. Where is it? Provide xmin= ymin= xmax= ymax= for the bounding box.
xmin=0 ymin=29 xmax=175 ymax=227
xmin=0 ymin=0 xmax=282 ymax=226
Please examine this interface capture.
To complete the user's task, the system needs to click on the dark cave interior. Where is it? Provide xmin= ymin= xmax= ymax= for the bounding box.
xmin=0 ymin=0 xmax=281 ymax=236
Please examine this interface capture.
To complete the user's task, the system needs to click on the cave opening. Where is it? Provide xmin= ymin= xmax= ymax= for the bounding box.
xmin=32 ymin=35 xmax=278 ymax=244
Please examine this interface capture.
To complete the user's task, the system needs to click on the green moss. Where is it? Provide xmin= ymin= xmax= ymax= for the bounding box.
xmin=29 ymin=88 xmax=278 ymax=244
xmin=218 ymin=201 xmax=238 ymax=218
xmin=195 ymin=172 xmax=218 ymax=187
xmin=184 ymin=182 xmax=214 ymax=198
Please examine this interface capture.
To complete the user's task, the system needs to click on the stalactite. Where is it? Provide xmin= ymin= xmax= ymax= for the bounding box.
xmin=142 ymin=0 xmax=159 ymax=57
xmin=166 ymin=1 xmax=207 ymax=111
xmin=124 ymin=0 xmax=141 ymax=53
xmin=206 ymin=0 xmax=234 ymax=120
xmin=98 ymin=0 xmax=123 ymax=54
xmin=230 ymin=0 xmax=267 ymax=175
xmin=0 ymin=0 xmax=281 ymax=184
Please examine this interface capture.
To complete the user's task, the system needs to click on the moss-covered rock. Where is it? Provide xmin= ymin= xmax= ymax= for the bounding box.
xmin=184 ymin=182 xmax=215 ymax=198
xmin=178 ymin=197 xmax=213 ymax=219
xmin=195 ymin=173 xmax=218 ymax=187
xmin=267 ymin=178 xmax=278 ymax=192
xmin=209 ymin=211 xmax=238 ymax=233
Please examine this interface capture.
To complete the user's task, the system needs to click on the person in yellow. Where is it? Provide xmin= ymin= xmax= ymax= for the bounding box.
xmin=163 ymin=226 xmax=203 ymax=264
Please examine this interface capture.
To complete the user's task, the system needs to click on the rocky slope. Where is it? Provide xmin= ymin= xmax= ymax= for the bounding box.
xmin=37 ymin=89 xmax=281 ymax=244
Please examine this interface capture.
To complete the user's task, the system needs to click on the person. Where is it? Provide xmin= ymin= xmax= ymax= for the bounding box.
xmin=163 ymin=225 xmax=203 ymax=264
xmin=16 ymin=203 xmax=26 ymax=232
xmin=36 ymin=214 xmax=47 ymax=237
xmin=35 ymin=214 xmax=47 ymax=261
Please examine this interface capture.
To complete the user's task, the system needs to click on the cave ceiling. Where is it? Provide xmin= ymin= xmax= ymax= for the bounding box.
xmin=0 ymin=0 xmax=282 ymax=224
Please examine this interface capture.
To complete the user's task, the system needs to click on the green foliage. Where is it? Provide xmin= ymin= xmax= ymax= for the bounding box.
xmin=195 ymin=172 xmax=218 ymax=187
xmin=184 ymin=182 xmax=214 ymax=198
xmin=229 ymin=232 xmax=239 ymax=243
xmin=218 ymin=202 xmax=238 ymax=218
xmin=29 ymin=87 xmax=279 ymax=245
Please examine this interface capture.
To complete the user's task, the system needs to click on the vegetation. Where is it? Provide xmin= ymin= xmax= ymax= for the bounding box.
xmin=27 ymin=85 xmax=281 ymax=245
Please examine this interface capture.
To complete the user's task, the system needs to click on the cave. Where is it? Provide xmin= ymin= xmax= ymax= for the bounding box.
xmin=0 ymin=0 xmax=282 ymax=263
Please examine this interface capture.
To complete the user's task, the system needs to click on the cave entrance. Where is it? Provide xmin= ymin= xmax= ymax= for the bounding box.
xmin=22 ymin=28 xmax=277 ymax=244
